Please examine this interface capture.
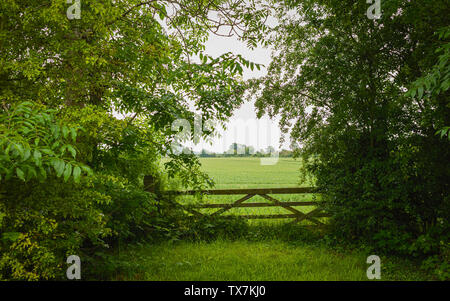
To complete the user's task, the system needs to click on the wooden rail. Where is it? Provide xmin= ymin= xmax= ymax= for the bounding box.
xmin=164 ymin=187 xmax=317 ymax=195
xmin=144 ymin=176 xmax=329 ymax=225
xmin=166 ymin=189 xmax=330 ymax=225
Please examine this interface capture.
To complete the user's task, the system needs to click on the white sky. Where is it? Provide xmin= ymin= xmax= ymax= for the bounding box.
xmin=116 ymin=15 xmax=287 ymax=153
xmin=189 ymin=33 xmax=288 ymax=153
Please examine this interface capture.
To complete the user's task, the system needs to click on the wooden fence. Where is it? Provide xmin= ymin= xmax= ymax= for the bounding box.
xmin=144 ymin=177 xmax=330 ymax=225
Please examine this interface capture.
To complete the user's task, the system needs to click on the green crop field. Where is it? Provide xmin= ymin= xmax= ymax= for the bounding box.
xmin=175 ymin=157 xmax=320 ymax=223
xmin=198 ymin=157 xmax=304 ymax=189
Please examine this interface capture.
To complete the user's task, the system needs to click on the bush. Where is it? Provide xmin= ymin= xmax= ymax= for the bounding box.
xmin=0 ymin=102 xmax=185 ymax=280
xmin=306 ymin=132 xmax=450 ymax=278
xmin=0 ymin=177 xmax=110 ymax=280
xmin=0 ymin=102 xmax=105 ymax=280
xmin=179 ymin=215 xmax=249 ymax=242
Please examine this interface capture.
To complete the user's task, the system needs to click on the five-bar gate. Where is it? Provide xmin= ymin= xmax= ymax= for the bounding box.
xmin=151 ymin=186 xmax=330 ymax=225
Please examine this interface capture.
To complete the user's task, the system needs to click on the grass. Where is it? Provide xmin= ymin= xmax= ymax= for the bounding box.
xmin=114 ymin=240 xmax=432 ymax=281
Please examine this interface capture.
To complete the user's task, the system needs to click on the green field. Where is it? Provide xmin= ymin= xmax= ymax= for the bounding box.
xmin=177 ymin=157 xmax=319 ymax=222
xmin=197 ymin=157 xmax=304 ymax=189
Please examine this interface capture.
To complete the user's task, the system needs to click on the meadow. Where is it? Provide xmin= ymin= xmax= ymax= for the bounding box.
xmin=178 ymin=157 xmax=320 ymax=221
xmin=197 ymin=157 xmax=304 ymax=189
xmin=113 ymin=157 xmax=433 ymax=281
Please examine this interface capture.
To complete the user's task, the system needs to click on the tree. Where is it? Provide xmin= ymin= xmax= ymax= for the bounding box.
xmin=250 ymin=0 xmax=449 ymax=269
xmin=226 ymin=143 xmax=255 ymax=156
xmin=228 ymin=142 xmax=244 ymax=155
xmin=0 ymin=0 xmax=270 ymax=279
xmin=245 ymin=145 xmax=255 ymax=156
xmin=406 ymin=26 xmax=450 ymax=140
xmin=199 ymin=148 xmax=215 ymax=157
xmin=279 ymin=149 xmax=293 ymax=157
xmin=265 ymin=146 xmax=275 ymax=155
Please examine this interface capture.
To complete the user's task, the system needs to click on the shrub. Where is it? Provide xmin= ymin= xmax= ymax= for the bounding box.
xmin=0 ymin=102 xmax=104 ymax=280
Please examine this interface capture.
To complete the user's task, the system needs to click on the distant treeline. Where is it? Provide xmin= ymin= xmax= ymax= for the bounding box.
xmin=189 ymin=143 xmax=294 ymax=158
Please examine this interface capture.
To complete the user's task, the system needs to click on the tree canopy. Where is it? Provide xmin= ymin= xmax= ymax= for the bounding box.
xmin=0 ymin=0 xmax=270 ymax=280
xmin=250 ymin=0 xmax=449 ymax=276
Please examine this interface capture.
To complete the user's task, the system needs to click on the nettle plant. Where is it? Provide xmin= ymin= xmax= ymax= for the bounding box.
xmin=0 ymin=101 xmax=91 ymax=183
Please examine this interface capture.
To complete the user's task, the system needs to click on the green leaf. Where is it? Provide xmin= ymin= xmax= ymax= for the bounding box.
xmin=52 ymin=159 xmax=65 ymax=177
xmin=28 ymin=166 xmax=37 ymax=179
xmin=63 ymin=163 xmax=72 ymax=182
xmin=23 ymin=148 xmax=31 ymax=161
xmin=2 ymin=232 xmax=21 ymax=242
xmin=41 ymin=149 xmax=55 ymax=156
xmin=51 ymin=125 xmax=60 ymax=139
xmin=66 ymin=145 xmax=76 ymax=159
xmin=73 ymin=166 xmax=81 ymax=183
xmin=62 ymin=125 xmax=69 ymax=139
xmin=4 ymin=143 xmax=11 ymax=155
xmin=15 ymin=144 xmax=24 ymax=157
xmin=39 ymin=166 xmax=47 ymax=180
xmin=16 ymin=167 xmax=25 ymax=181
xmin=81 ymin=165 xmax=93 ymax=176
xmin=70 ymin=128 xmax=77 ymax=142
xmin=418 ymin=86 xmax=424 ymax=99
xmin=33 ymin=149 xmax=42 ymax=164
xmin=158 ymin=4 xmax=167 ymax=20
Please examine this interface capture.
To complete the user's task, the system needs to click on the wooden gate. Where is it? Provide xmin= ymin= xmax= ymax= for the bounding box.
xmin=147 ymin=183 xmax=330 ymax=225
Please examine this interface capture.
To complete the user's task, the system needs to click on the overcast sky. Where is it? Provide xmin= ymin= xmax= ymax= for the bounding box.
xmin=188 ymin=33 xmax=288 ymax=153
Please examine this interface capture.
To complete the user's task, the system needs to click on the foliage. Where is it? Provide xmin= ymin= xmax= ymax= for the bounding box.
xmin=179 ymin=215 xmax=249 ymax=241
xmin=0 ymin=102 xmax=91 ymax=183
xmin=406 ymin=26 xmax=450 ymax=140
xmin=0 ymin=176 xmax=111 ymax=280
xmin=0 ymin=0 xmax=270 ymax=280
xmin=0 ymin=102 xmax=102 ymax=280
xmin=249 ymin=0 xmax=449 ymax=278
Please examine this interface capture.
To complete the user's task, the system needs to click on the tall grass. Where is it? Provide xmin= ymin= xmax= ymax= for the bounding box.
xmin=113 ymin=238 xmax=432 ymax=281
